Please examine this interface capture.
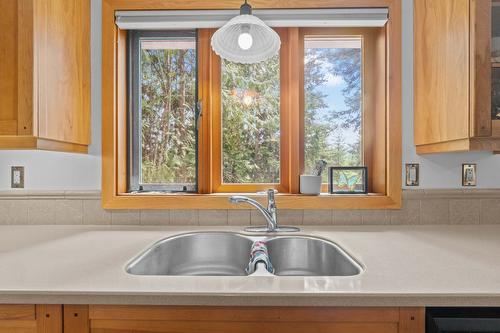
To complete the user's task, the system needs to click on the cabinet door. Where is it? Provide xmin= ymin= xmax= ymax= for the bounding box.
xmin=36 ymin=0 xmax=90 ymax=145
xmin=91 ymin=321 xmax=397 ymax=333
xmin=0 ymin=327 xmax=36 ymax=333
xmin=414 ymin=0 xmax=471 ymax=145
xmin=493 ymin=1 xmax=500 ymax=136
xmin=0 ymin=0 xmax=22 ymax=136
xmin=0 ymin=304 xmax=35 ymax=333
xmin=0 ymin=305 xmax=61 ymax=333
xmin=470 ymin=0 xmax=492 ymax=137
xmin=88 ymin=306 xmax=423 ymax=333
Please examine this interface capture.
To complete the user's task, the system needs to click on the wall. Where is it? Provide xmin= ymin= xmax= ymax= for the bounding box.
xmin=0 ymin=0 xmax=499 ymax=191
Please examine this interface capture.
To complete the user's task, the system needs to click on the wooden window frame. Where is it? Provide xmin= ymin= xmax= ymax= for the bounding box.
xmin=102 ymin=0 xmax=402 ymax=210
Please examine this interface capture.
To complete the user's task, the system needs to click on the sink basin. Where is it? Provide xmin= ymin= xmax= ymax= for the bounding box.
xmin=126 ymin=232 xmax=362 ymax=277
xmin=126 ymin=232 xmax=253 ymax=276
xmin=266 ymin=236 xmax=362 ymax=276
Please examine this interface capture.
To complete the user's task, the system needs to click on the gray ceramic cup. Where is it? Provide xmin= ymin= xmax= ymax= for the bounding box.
xmin=300 ymin=175 xmax=322 ymax=195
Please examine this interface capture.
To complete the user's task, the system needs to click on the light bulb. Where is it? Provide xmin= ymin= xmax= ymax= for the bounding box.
xmin=242 ymin=95 xmax=253 ymax=106
xmin=238 ymin=32 xmax=253 ymax=50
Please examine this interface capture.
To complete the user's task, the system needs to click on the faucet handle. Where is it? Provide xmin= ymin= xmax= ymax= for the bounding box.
xmin=267 ymin=189 xmax=276 ymax=201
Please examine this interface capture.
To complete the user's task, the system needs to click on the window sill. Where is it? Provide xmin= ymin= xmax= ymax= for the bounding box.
xmin=102 ymin=192 xmax=401 ymax=210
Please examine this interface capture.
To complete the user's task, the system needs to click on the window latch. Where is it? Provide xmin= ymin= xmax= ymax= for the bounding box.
xmin=196 ymin=101 xmax=203 ymax=131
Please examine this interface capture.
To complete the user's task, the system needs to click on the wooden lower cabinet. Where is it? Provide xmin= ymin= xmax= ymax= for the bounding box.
xmin=85 ymin=306 xmax=423 ymax=333
xmin=0 ymin=305 xmax=61 ymax=333
xmin=0 ymin=305 xmax=425 ymax=333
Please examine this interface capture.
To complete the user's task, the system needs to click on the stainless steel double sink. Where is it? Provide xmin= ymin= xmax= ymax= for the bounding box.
xmin=126 ymin=232 xmax=363 ymax=277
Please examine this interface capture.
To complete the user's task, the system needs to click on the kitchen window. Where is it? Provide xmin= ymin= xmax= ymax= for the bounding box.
xmin=104 ymin=0 xmax=401 ymax=209
xmin=127 ymin=27 xmax=383 ymax=195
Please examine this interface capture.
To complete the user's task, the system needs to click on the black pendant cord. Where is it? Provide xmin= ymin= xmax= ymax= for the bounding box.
xmin=240 ymin=0 xmax=252 ymax=15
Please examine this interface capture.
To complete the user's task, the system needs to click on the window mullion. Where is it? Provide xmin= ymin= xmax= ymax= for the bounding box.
xmin=197 ymin=28 xmax=216 ymax=194
xmin=286 ymin=27 xmax=304 ymax=194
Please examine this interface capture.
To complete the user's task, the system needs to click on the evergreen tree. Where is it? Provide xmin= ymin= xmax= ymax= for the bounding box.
xmin=139 ymin=39 xmax=362 ymax=187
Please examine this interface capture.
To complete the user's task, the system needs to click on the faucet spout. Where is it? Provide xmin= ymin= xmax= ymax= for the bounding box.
xmin=229 ymin=189 xmax=299 ymax=233
xmin=228 ymin=196 xmax=276 ymax=231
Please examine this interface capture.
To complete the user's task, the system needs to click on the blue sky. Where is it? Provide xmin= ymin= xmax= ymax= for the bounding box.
xmin=316 ymin=73 xmax=361 ymax=146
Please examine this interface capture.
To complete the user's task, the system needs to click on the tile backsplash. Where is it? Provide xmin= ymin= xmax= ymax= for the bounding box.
xmin=0 ymin=190 xmax=499 ymax=225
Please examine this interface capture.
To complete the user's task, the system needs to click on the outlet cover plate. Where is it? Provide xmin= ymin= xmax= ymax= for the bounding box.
xmin=462 ymin=164 xmax=477 ymax=187
xmin=11 ymin=166 xmax=24 ymax=189
xmin=405 ymin=163 xmax=420 ymax=186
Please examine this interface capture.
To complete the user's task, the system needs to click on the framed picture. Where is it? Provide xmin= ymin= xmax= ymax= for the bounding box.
xmin=329 ymin=167 xmax=368 ymax=194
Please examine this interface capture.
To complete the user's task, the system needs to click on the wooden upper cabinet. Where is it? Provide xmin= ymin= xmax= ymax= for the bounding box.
xmin=0 ymin=0 xmax=90 ymax=154
xmin=414 ymin=0 xmax=500 ymax=154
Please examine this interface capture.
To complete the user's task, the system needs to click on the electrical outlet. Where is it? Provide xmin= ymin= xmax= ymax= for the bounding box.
xmin=11 ymin=166 xmax=24 ymax=189
xmin=462 ymin=164 xmax=477 ymax=187
xmin=405 ymin=163 xmax=419 ymax=186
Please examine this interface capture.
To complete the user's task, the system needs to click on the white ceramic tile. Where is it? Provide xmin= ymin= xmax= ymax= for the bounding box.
xmin=0 ymin=200 xmax=29 ymax=225
xmin=228 ymin=210 xmax=251 ymax=226
xmin=277 ymin=209 xmax=304 ymax=226
xmin=55 ymin=200 xmax=84 ymax=225
xmin=199 ymin=210 xmax=228 ymax=226
xmin=303 ymin=210 xmax=332 ymax=225
xmin=480 ymin=199 xmax=500 ymax=224
xmin=250 ymin=209 xmax=267 ymax=226
xmin=420 ymin=199 xmax=449 ymax=225
xmin=333 ymin=210 xmax=362 ymax=225
xmin=171 ymin=210 xmax=199 ymax=226
xmin=389 ymin=200 xmax=420 ymax=225
xmin=83 ymin=200 xmax=111 ymax=225
xmin=449 ymin=199 xmax=480 ymax=225
xmin=140 ymin=210 xmax=170 ymax=225
xmin=111 ymin=210 xmax=141 ymax=225
xmin=28 ymin=200 xmax=56 ymax=225
xmin=362 ymin=210 xmax=389 ymax=225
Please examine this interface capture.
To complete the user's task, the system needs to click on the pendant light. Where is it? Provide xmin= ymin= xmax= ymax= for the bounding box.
xmin=211 ymin=1 xmax=281 ymax=64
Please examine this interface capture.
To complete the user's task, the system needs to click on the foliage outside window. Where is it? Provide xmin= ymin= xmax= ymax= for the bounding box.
xmin=128 ymin=28 xmax=379 ymax=195
xmin=129 ymin=31 xmax=198 ymax=192
xmin=221 ymin=56 xmax=281 ymax=184
xmin=304 ymin=37 xmax=363 ymax=187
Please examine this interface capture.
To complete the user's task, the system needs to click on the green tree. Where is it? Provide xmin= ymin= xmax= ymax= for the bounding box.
xmin=304 ymin=46 xmax=362 ymax=176
xmin=221 ymin=56 xmax=281 ymax=183
xmin=140 ymin=46 xmax=197 ymax=185
xmin=139 ymin=38 xmax=362 ymax=189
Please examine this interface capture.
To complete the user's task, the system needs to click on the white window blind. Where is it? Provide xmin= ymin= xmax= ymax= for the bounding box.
xmin=115 ymin=8 xmax=389 ymax=30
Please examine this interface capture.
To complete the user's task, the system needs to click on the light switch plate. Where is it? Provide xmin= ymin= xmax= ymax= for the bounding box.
xmin=405 ymin=163 xmax=419 ymax=186
xmin=11 ymin=166 xmax=24 ymax=189
xmin=462 ymin=164 xmax=477 ymax=187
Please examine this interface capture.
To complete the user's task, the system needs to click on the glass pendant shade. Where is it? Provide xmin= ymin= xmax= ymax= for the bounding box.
xmin=211 ymin=3 xmax=281 ymax=64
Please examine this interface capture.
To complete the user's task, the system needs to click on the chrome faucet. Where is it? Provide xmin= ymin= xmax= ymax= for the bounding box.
xmin=229 ymin=189 xmax=299 ymax=232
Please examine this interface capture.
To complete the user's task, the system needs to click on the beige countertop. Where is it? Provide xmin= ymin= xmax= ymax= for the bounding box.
xmin=0 ymin=225 xmax=499 ymax=306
